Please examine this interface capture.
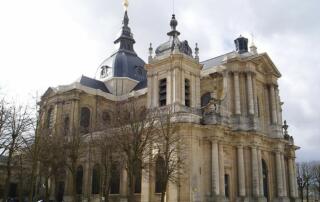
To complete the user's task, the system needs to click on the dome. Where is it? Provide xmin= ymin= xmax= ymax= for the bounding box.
xmin=98 ymin=10 xmax=147 ymax=84
xmin=155 ymin=14 xmax=193 ymax=57
xmin=99 ymin=51 xmax=146 ymax=82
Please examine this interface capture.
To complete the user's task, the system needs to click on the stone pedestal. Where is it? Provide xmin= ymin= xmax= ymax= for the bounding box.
xmin=274 ymin=197 xmax=290 ymax=202
xmin=236 ymin=196 xmax=249 ymax=202
xmin=256 ymin=196 xmax=267 ymax=202
xmin=209 ymin=195 xmax=227 ymax=202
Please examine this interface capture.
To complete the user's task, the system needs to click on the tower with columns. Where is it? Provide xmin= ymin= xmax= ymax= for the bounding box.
xmin=37 ymin=3 xmax=299 ymax=202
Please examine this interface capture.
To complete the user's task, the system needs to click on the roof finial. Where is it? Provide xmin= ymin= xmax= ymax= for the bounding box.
xmin=250 ymin=32 xmax=258 ymax=54
xmin=195 ymin=43 xmax=199 ymax=62
xmin=173 ymin=0 xmax=175 ymax=14
xmin=123 ymin=0 xmax=129 ymax=11
xmin=148 ymin=43 xmax=153 ymax=63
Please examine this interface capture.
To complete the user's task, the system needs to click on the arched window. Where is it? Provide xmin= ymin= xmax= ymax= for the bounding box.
xmin=134 ymin=160 xmax=142 ymax=194
xmin=155 ymin=156 xmax=165 ymax=193
xmin=92 ymin=164 xmax=100 ymax=194
xmin=46 ymin=108 xmax=54 ymax=129
xmin=262 ymin=160 xmax=269 ymax=198
xmin=80 ymin=107 xmax=90 ymax=132
xmin=76 ymin=165 xmax=83 ymax=194
xmin=110 ymin=163 xmax=120 ymax=194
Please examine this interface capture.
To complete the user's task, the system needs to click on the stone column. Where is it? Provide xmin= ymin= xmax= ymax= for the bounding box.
xmin=141 ymin=168 xmax=150 ymax=202
xmin=251 ymin=146 xmax=260 ymax=197
xmin=237 ymin=145 xmax=246 ymax=197
xmin=212 ymin=140 xmax=220 ymax=195
xmin=257 ymin=149 xmax=264 ymax=196
xmin=191 ymin=74 xmax=196 ymax=108
xmin=219 ymin=144 xmax=225 ymax=196
xmin=269 ymin=85 xmax=278 ymax=124
xmin=288 ymin=157 xmax=296 ymax=198
xmin=120 ymin=168 xmax=128 ymax=201
xmin=83 ymin=160 xmax=91 ymax=200
xmin=252 ymin=73 xmax=258 ymax=115
xmin=276 ymin=152 xmax=284 ymax=197
xmin=293 ymin=161 xmax=299 ymax=197
xmin=246 ymin=72 xmax=255 ymax=115
xmin=281 ymin=155 xmax=288 ymax=197
xmin=173 ymin=67 xmax=181 ymax=104
xmin=153 ymin=74 xmax=159 ymax=107
xmin=147 ymin=75 xmax=153 ymax=108
xmin=195 ymin=76 xmax=201 ymax=108
xmin=234 ymin=72 xmax=241 ymax=115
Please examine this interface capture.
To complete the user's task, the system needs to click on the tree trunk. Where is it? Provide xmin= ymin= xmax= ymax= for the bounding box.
xmin=45 ymin=177 xmax=50 ymax=202
xmin=72 ymin=171 xmax=78 ymax=202
xmin=3 ymin=147 xmax=14 ymax=202
xmin=128 ymin=170 xmax=135 ymax=202
xmin=306 ymin=185 xmax=309 ymax=202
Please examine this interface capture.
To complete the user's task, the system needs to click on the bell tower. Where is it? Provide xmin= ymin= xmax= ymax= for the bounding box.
xmin=146 ymin=15 xmax=201 ymax=112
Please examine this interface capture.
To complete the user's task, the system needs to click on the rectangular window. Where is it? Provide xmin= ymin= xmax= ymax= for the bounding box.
xmin=159 ymin=78 xmax=167 ymax=106
xmin=225 ymin=174 xmax=230 ymax=198
xmin=185 ymin=79 xmax=191 ymax=107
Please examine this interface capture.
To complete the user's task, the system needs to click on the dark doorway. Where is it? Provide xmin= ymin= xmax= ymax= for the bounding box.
xmin=8 ymin=183 xmax=17 ymax=198
xmin=56 ymin=181 xmax=65 ymax=202
xmin=262 ymin=160 xmax=269 ymax=200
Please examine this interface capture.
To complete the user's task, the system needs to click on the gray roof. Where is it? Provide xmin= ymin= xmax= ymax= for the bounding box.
xmin=99 ymin=11 xmax=147 ymax=83
xmin=80 ymin=75 xmax=110 ymax=93
xmin=201 ymin=51 xmax=255 ymax=70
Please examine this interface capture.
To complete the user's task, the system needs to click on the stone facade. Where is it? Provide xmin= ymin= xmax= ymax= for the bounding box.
xmin=38 ymin=9 xmax=299 ymax=202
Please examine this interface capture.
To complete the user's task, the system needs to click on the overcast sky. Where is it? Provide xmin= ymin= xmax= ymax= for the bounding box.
xmin=0 ymin=0 xmax=319 ymax=162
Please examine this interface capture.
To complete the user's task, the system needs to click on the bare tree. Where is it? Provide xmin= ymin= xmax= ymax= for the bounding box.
xmin=3 ymin=104 xmax=34 ymax=202
xmin=113 ymin=99 xmax=156 ymax=202
xmin=297 ymin=162 xmax=313 ymax=202
xmin=153 ymin=107 xmax=185 ymax=202
xmin=93 ymin=130 xmax=117 ymax=202
xmin=312 ymin=163 xmax=320 ymax=201
xmin=0 ymin=97 xmax=9 ymax=156
xmin=38 ymin=128 xmax=66 ymax=202
xmin=63 ymin=119 xmax=88 ymax=202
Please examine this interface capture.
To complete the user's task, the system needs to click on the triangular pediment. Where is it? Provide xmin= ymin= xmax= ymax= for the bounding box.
xmin=253 ymin=53 xmax=281 ymax=78
xmin=42 ymin=87 xmax=56 ymax=99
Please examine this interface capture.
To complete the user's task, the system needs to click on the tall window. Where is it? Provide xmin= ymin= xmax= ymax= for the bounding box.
xmin=134 ymin=160 xmax=142 ymax=194
xmin=46 ymin=108 xmax=54 ymax=129
xmin=80 ymin=107 xmax=90 ymax=132
xmin=185 ymin=79 xmax=191 ymax=107
xmin=110 ymin=163 xmax=120 ymax=194
xmin=225 ymin=174 xmax=230 ymax=198
xmin=159 ymin=79 xmax=167 ymax=106
xmin=155 ymin=156 xmax=165 ymax=193
xmin=76 ymin=166 xmax=83 ymax=194
xmin=63 ymin=116 xmax=70 ymax=136
xmin=92 ymin=164 xmax=100 ymax=194
xmin=262 ymin=160 xmax=269 ymax=198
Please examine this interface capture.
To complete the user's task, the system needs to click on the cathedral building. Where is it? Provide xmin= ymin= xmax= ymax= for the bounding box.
xmin=39 ymin=4 xmax=299 ymax=202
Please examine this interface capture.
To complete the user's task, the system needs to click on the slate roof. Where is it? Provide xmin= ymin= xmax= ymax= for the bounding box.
xmin=79 ymin=75 xmax=110 ymax=93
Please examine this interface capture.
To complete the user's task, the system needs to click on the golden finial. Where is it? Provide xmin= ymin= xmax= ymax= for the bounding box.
xmin=123 ymin=0 xmax=129 ymax=10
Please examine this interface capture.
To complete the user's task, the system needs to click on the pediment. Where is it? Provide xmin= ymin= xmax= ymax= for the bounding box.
xmin=42 ymin=87 xmax=57 ymax=99
xmin=253 ymin=53 xmax=281 ymax=78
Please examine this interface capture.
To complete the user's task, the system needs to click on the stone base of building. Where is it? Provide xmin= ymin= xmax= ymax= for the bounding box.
xmin=208 ymin=195 xmax=228 ymax=202
xmin=274 ymin=196 xmax=290 ymax=202
xmin=289 ymin=197 xmax=300 ymax=202
xmin=236 ymin=196 xmax=250 ymax=202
